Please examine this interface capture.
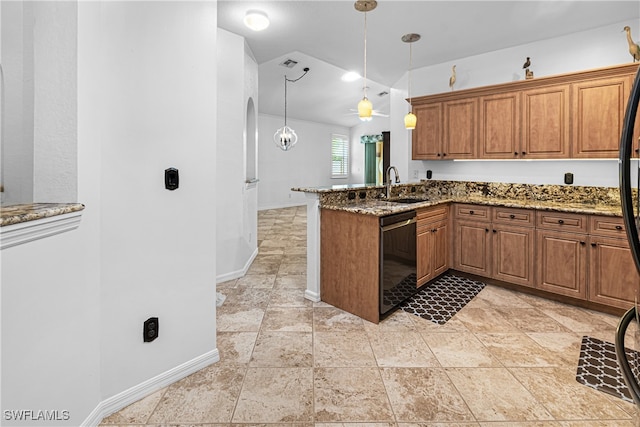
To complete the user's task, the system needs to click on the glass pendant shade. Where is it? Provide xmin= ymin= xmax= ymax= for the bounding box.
xmin=404 ymin=112 xmax=417 ymax=129
xmin=358 ymin=97 xmax=373 ymax=121
xmin=273 ymin=125 xmax=298 ymax=151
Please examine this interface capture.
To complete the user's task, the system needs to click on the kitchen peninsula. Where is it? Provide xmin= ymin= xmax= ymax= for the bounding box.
xmin=293 ymin=180 xmax=637 ymax=323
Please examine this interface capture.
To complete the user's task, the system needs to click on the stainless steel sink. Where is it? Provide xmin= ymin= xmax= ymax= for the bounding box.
xmin=387 ymin=198 xmax=426 ymax=204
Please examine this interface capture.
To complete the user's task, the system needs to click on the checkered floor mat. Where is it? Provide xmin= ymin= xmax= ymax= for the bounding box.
xmin=398 ymin=274 xmax=486 ymax=325
xmin=576 ymin=336 xmax=640 ymax=403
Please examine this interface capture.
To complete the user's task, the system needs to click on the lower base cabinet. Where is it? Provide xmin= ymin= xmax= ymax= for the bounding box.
xmin=536 ymin=229 xmax=588 ymax=299
xmin=417 ymin=205 xmax=449 ymax=287
xmin=453 ymin=220 xmax=491 ymax=277
xmin=589 ymin=235 xmax=639 ymax=309
xmin=492 ymin=224 xmax=535 ymax=287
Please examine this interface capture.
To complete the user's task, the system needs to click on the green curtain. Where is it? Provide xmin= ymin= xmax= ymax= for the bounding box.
xmin=364 ymin=143 xmax=376 ymax=184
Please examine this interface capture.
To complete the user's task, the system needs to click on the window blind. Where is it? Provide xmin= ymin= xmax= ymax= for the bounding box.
xmin=331 ymin=134 xmax=349 ymax=178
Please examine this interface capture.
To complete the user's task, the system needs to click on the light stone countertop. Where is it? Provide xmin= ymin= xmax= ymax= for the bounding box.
xmin=0 ymin=203 xmax=86 ymax=227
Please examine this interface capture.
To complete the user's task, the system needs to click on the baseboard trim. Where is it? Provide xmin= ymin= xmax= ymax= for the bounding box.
xmin=82 ymin=348 xmax=219 ymax=427
xmin=258 ymin=202 xmax=305 ymax=211
xmin=216 ymin=247 xmax=258 ymax=283
xmin=304 ymin=289 xmax=320 ymax=302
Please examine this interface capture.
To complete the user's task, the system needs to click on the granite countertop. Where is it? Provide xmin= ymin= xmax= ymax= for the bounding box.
xmin=1 ymin=203 xmax=86 ymax=227
xmin=320 ymin=195 xmax=623 ymax=217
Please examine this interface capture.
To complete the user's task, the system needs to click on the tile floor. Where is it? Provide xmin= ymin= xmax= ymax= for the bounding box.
xmin=101 ymin=205 xmax=640 ymax=426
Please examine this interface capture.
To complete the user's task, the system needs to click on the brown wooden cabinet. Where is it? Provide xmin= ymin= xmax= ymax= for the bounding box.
xmin=443 ymin=98 xmax=477 ymax=159
xmin=587 ymin=215 xmax=639 ymax=310
xmin=491 ymin=207 xmax=536 ymax=287
xmin=478 ymin=92 xmax=520 ymax=159
xmin=536 ymin=229 xmax=588 ymax=299
xmin=417 ymin=205 xmax=449 ymax=286
xmin=412 ymin=99 xmax=476 ymax=160
xmin=588 ymin=235 xmax=638 ymax=309
xmin=521 ymin=85 xmax=570 ymax=159
xmin=410 ymin=63 xmax=639 ymax=161
xmin=571 ymin=75 xmax=631 ymax=158
xmin=412 ymin=103 xmax=442 ymax=160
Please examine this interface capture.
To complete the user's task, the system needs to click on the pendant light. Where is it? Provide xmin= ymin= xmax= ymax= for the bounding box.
xmin=402 ymin=33 xmax=420 ymax=130
xmin=273 ymin=67 xmax=310 ymax=151
xmin=355 ymin=0 xmax=377 ymax=122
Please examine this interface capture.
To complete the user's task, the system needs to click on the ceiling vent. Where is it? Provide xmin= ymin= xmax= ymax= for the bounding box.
xmin=378 ymin=91 xmax=389 ymax=97
xmin=279 ymin=59 xmax=298 ymax=68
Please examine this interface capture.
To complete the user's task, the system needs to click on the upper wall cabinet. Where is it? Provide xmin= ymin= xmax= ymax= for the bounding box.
xmin=410 ymin=63 xmax=639 ymax=161
xmin=479 ymin=92 xmax=520 ymax=159
xmin=571 ymin=75 xmax=630 ymax=158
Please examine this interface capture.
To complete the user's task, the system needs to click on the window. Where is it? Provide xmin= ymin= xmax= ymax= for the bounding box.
xmin=331 ymin=134 xmax=349 ymax=178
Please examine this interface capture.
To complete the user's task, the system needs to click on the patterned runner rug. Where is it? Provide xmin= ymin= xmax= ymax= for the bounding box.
xmin=576 ymin=336 xmax=640 ymax=403
xmin=398 ymin=274 xmax=486 ymax=325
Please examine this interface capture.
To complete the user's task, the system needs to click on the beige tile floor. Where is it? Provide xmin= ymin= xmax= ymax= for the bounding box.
xmin=101 ymin=205 xmax=640 ymax=426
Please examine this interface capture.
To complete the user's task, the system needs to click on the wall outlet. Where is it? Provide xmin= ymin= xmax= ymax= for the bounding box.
xmin=412 ymin=170 xmax=419 ymax=179
xmin=143 ymin=317 xmax=159 ymax=342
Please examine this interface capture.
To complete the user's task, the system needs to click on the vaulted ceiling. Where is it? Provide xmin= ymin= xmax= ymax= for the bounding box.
xmin=218 ymin=1 xmax=640 ymax=128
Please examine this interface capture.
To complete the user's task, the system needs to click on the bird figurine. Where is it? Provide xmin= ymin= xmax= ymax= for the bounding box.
xmin=623 ymin=26 xmax=640 ymax=62
xmin=449 ymin=65 xmax=456 ymax=91
xmin=522 ymin=57 xmax=533 ymax=79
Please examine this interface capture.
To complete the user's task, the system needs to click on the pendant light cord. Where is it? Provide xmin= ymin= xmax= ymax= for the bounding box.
xmin=282 ymin=68 xmax=310 ymax=127
xmin=408 ymin=42 xmax=413 ymax=104
xmin=363 ymin=11 xmax=368 ymax=98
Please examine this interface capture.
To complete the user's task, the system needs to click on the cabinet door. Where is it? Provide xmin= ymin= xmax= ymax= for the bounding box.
xmin=492 ymin=224 xmax=535 ymax=287
xmin=571 ymin=76 xmax=630 ymax=158
xmin=522 ymin=85 xmax=570 ymax=159
xmin=433 ymin=220 xmax=449 ymax=276
xmin=479 ymin=92 xmax=520 ymax=159
xmin=412 ymin=103 xmax=442 ymax=160
xmin=589 ymin=236 xmax=640 ymax=310
xmin=454 ymin=220 xmax=491 ymax=277
xmin=536 ymin=229 xmax=587 ymax=299
xmin=443 ymin=98 xmax=477 ymax=159
xmin=417 ymin=226 xmax=433 ymax=287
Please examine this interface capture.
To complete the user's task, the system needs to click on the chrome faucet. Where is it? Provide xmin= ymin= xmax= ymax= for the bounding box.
xmin=385 ymin=166 xmax=400 ymax=198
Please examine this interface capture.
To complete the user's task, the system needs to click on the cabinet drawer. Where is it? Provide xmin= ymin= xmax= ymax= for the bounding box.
xmin=417 ymin=204 xmax=449 ymax=224
xmin=492 ymin=207 xmax=535 ymax=227
xmin=536 ymin=211 xmax=588 ymax=232
xmin=589 ymin=215 xmax=626 ymax=237
xmin=454 ymin=204 xmax=491 ymax=222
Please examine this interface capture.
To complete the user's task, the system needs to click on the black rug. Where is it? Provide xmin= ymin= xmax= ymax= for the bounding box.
xmin=398 ymin=274 xmax=486 ymax=324
xmin=576 ymin=336 xmax=640 ymax=403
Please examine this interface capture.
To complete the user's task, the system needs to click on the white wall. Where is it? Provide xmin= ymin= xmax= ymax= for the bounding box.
xmin=2 ymin=2 xmax=218 ymax=425
xmin=90 ymin=1 xmax=218 ymax=400
xmin=390 ymin=19 xmax=640 ymax=188
xmin=216 ymin=28 xmax=258 ymax=281
xmin=258 ymin=114 xmax=349 ymax=209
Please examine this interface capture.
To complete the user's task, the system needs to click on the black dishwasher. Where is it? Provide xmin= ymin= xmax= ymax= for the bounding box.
xmin=379 ymin=210 xmax=417 ymax=316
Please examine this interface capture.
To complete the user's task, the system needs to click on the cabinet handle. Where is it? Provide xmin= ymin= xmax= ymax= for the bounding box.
xmin=442 ymin=153 xmax=447 ymax=157
xmin=509 ymin=214 xmax=515 ymax=219
xmin=514 ymin=152 xmax=518 ymax=156
xmin=591 ymin=243 xmax=597 ymax=247
xmin=485 ymin=228 xmax=489 ymax=232
xmin=493 ymin=229 xmax=497 ymax=233
xmin=580 ymin=241 xmax=586 ymax=245
xmin=616 ymin=225 xmax=623 ymax=230
xmin=470 ymin=210 xmax=474 ymax=215
xmin=437 ymin=153 xmax=441 ymax=157
xmin=558 ymin=219 xmax=564 ymax=224
xmin=635 ymin=148 xmax=639 ymax=154
xmin=521 ymin=151 xmax=526 ymax=155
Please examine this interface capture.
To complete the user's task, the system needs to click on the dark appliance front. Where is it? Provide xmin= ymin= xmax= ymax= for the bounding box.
xmin=379 ymin=210 xmax=417 ymax=316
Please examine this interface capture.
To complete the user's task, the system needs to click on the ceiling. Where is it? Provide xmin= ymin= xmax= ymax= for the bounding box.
xmin=217 ymin=1 xmax=640 ymax=128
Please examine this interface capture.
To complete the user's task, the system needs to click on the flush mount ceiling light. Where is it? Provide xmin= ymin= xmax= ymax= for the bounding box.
xmin=355 ymin=0 xmax=377 ymax=122
xmin=244 ymin=10 xmax=269 ymax=31
xmin=402 ymin=33 xmax=420 ymax=130
xmin=341 ymin=71 xmax=361 ymax=82
xmin=273 ymin=67 xmax=310 ymax=151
